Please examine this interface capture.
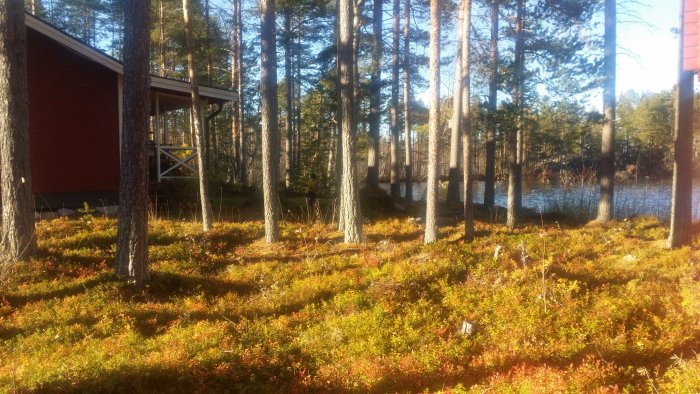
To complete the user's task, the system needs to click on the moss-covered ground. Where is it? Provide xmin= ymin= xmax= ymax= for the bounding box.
xmin=1 ymin=212 xmax=699 ymax=392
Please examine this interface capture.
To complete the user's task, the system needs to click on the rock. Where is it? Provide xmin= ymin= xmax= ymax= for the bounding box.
xmin=96 ymin=205 xmax=119 ymax=216
xmin=393 ymin=203 xmax=406 ymax=212
xmin=57 ymin=208 xmax=75 ymax=217
xmin=460 ymin=320 xmax=475 ymax=336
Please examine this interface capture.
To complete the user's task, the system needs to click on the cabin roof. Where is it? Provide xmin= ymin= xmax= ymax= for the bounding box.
xmin=24 ymin=12 xmax=233 ymax=103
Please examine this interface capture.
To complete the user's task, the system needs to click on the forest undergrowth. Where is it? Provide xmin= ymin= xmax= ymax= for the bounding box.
xmin=1 ymin=209 xmax=699 ymax=392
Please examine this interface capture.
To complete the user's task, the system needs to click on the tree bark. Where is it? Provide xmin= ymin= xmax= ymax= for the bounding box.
xmin=596 ymin=0 xmax=616 ymax=222
xmin=183 ymin=0 xmax=214 ymax=231
xmin=389 ymin=0 xmax=401 ymax=200
xmin=115 ymin=0 xmax=149 ymax=288
xmin=0 ymin=0 xmax=36 ymax=262
xmin=284 ymin=9 xmax=294 ymax=189
xmin=668 ymin=0 xmax=694 ymax=248
xmin=260 ymin=0 xmax=280 ymax=242
xmin=403 ymin=0 xmax=413 ymax=202
xmin=446 ymin=6 xmax=463 ymax=205
xmin=507 ymin=0 xmax=524 ymax=229
xmin=367 ymin=0 xmax=382 ymax=190
xmin=461 ymin=0 xmax=474 ymax=241
xmin=484 ymin=0 xmax=498 ymax=210
xmin=159 ymin=0 xmax=166 ymax=77
xmin=424 ymin=0 xmax=440 ymax=244
xmin=339 ymin=0 xmax=363 ymax=242
xmin=231 ymin=0 xmax=242 ymax=183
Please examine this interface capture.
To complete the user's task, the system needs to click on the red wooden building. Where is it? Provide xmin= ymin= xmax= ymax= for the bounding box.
xmin=24 ymin=13 xmax=233 ymax=208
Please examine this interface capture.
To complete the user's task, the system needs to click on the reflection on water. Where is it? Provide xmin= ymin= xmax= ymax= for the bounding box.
xmin=379 ymin=180 xmax=700 ymax=221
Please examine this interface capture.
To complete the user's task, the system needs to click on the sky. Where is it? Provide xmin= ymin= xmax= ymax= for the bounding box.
xmin=616 ymin=0 xmax=680 ymax=95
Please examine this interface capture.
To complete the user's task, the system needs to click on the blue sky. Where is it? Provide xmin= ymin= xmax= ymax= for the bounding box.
xmin=616 ymin=0 xmax=680 ymax=95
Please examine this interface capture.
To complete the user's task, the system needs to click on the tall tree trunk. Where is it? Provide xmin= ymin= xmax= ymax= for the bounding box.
xmin=389 ymin=0 xmax=401 ymax=200
xmin=668 ymin=0 xmax=694 ymax=248
xmin=260 ymin=0 xmax=280 ymax=242
xmin=507 ymin=0 xmax=524 ymax=229
xmin=183 ymin=0 xmax=214 ymax=231
xmin=159 ymin=0 xmax=166 ymax=77
xmin=424 ymin=0 xmax=440 ymax=244
xmin=339 ymin=0 xmax=363 ymax=242
xmin=461 ymin=0 xmax=474 ymax=240
xmin=231 ymin=0 xmax=241 ymax=183
xmin=284 ymin=9 xmax=294 ymax=189
xmin=294 ymin=25 xmax=302 ymax=176
xmin=367 ymin=0 xmax=382 ymax=190
xmin=115 ymin=0 xmax=149 ymax=287
xmin=205 ymin=0 xmax=212 ymax=85
xmin=596 ymin=0 xmax=615 ymax=222
xmin=484 ymin=0 xmax=498 ymax=209
xmin=447 ymin=6 xmax=463 ymax=206
xmin=237 ymin=0 xmax=246 ymax=185
xmin=403 ymin=0 xmax=413 ymax=202
xmin=0 ymin=0 xmax=36 ymax=262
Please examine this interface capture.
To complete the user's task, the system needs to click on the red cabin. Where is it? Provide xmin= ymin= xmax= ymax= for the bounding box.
xmin=24 ymin=13 xmax=232 ymax=209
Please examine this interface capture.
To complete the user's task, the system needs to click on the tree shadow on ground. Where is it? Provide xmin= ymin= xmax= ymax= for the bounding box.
xmin=3 ymin=272 xmax=114 ymax=308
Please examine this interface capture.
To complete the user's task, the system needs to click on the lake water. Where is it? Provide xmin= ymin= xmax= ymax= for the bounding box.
xmin=379 ymin=180 xmax=700 ymax=221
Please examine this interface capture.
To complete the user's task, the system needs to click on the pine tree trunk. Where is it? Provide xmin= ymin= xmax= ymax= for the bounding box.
xmin=367 ymin=0 xmax=382 ymax=190
xmin=389 ymin=0 xmax=401 ymax=200
xmin=461 ymin=0 xmax=474 ymax=241
xmin=668 ymin=0 xmax=694 ymax=248
xmin=339 ymin=0 xmax=363 ymax=242
xmin=183 ymin=0 xmax=214 ymax=231
xmin=596 ymin=0 xmax=615 ymax=222
xmin=115 ymin=0 xmax=149 ymax=288
xmin=403 ymin=0 xmax=413 ymax=202
xmin=424 ymin=0 xmax=441 ymax=244
xmin=0 ymin=0 xmax=36 ymax=262
xmin=260 ymin=0 xmax=280 ymax=243
xmin=507 ymin=0 xmax=524 ymax=230
xmin=446 ymin=7 xmax=463 ymax=205
xmin=159 ymin=0 xmax=165 ymax=77
xmin=231 ymin=0 xmax=242 ymax=183
xmin=284 ymin=9 xmax=294 ymax=189
xmin=484 ymin=0 xmax=498 ymax=210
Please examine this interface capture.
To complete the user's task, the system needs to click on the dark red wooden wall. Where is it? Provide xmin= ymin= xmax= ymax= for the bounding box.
xmin=26 ymin=28 xmax=120 ymax=193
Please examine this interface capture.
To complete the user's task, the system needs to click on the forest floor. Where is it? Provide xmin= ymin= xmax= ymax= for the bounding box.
xmin=1 ymin=200 xmax=700 ymax=392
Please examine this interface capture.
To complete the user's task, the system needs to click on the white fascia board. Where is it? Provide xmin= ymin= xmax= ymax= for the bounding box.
xmin=26 ymin=13 xmax=233 ymax=103
xmin=25 ymin=13 xmax=122 ymax=74
xmin=151 ymin=77 xmax=235 ymax=102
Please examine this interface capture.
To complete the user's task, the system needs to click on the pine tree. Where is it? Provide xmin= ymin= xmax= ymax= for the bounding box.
xmin=403 ymin=0 xmax=413 ymax=202
xmin=484 ymin=0 xmax=498 ymax=210
xmin=260 ymin=0 xmax=280 ymax=243
xmin=596 ymin=0 xmax=616 ymax=222
xmin=182 ymin=0 xmax=214 ymax=231
xmin=389 ymin=0 xmax=401 ymax=200
xmin=461 ymin=0 xmax=474 ymax=241
xmin=115 ymin=0 xmax=150 ymax=288
xmin=339 ymin=0 xmax=363 ymax=243
xmin=668 ymin=0 xmax=694 ymax=248
xmin=507 ymin=0 xmax=524 ymax=230
xmin=424 ymin=0 xmax=440 ymax=244
xmin=366 ymin=0 xmax=382 ymax=190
